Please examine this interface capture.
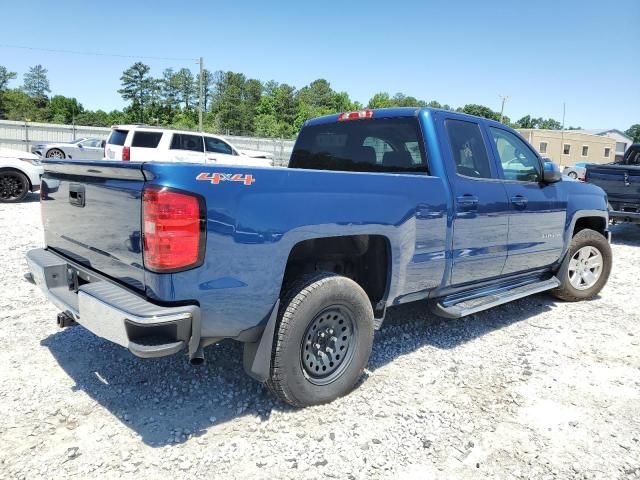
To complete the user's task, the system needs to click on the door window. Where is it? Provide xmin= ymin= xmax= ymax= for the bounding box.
xmin=490 ymin=128 xmax=542 ymax=182
xmin=132 ymin=131 xmax=163 ymax=148
xmin=170 ymin=134 xmax=204 ymax=152
xmin=445 ymin=119 xmax=493 ymax=179
xmin=205 ymin=136 xmax=234 ymax=155
xmin=108 ymin=129 xmax=128 ymax=146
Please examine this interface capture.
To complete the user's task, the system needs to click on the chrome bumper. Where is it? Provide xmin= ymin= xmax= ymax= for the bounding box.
xmin=26 ymin=248 xmax=200 ymax=358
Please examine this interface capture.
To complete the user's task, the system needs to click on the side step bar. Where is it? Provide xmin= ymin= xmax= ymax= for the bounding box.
xmin=431 ymin=277 xmax=560 ymax=319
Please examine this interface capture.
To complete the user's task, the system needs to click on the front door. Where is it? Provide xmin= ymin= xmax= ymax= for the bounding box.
xmin=205 ymin=136 xmax=239 ymax=165
xmin=441 ymin=116 xmax=510 ymax=285
xmin=487 ymin=126 xmax=566 ymax=274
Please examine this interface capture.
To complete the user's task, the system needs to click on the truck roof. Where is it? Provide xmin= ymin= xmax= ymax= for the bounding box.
xmin=304 ymin=107 xmax=500 ymax=128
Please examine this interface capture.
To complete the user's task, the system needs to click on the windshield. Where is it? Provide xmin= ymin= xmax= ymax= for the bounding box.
xmin=289 ymin=117 xmax=428 ymax=174
xmin=70 ymin=138 xmax=86 ymax=144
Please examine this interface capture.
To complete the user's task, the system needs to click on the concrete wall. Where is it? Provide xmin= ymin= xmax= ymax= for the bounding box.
xmin=0 ymin=120 xmax=295 ymax=166
xmin=517 ymin=129 xmax=616 ymax=167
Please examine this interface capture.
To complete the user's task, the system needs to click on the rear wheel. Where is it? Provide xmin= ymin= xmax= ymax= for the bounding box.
xmin=0 ymin=170 xmax=29 ymax=203
xmin=46 ymin=148 xmax=65 ymax=159
xmin=267 ymin=272 xmax=374 ymax=407
xmin=551 ymin=228 xmax=612 ymax=301
xmin=568 ymin=171 xmax=578 ymax=179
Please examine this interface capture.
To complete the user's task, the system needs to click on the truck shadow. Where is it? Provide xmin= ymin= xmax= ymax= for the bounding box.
xmin=41 ymin=292 xmax=556 ymax=447
xmin=609 ymin=223 xmax=640 ymax=246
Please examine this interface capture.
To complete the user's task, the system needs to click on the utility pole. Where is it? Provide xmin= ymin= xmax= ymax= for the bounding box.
xmin=498 ymin=95 xmax=510 ymax=124
xmin=198 ymin=57 xmax=204 ymax=132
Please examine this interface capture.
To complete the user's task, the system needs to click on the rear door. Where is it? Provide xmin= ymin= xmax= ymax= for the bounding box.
xmin=439 ymin=115 xmax=510 ymax=285
xmin=105 ymin=129 xmax=128 ymax=160
xmin=168 ymin=133 xmax=205 ymax=163
xmin=487 ymin=126 xmax=565 ymax=274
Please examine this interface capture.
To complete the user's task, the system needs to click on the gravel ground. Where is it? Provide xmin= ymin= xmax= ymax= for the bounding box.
xmin=1 ymin=194 xmax=639 ymax=480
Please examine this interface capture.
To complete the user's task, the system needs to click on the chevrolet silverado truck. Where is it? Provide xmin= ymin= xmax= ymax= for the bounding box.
xmin=27 ymin=108 xmax=612 ymax=407
xmin=585 ymin=144 xmax=640 ymax=224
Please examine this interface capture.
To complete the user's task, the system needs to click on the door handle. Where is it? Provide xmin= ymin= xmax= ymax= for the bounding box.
xmin=69 ymin=183 xmax=85 ymax=207
xmin=456 ymin=195 xmax=479 ymax=210
xmin=510 ymin=195 xmax=528 ymax=207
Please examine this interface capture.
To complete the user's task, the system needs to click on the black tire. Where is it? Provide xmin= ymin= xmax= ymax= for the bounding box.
xmin=267 ymin=272 xmax=374 ymax=407
xmin=0 ymin=170 xmax=30 ymax=203
xmin=551 ymin=228 xmax=612 ymax=302
xmin=568 ymin=171 xmax=578 ymax=179
xmin=46 ymin=148 xmax=65 ymax=159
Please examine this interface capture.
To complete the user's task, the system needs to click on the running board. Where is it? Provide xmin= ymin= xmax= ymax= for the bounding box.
xmin=431 ymin=277 xmax=560 ymax=319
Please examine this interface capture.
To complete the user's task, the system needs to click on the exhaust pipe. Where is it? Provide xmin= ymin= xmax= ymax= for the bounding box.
xmin=189 ymin=346 xmax=205 ymax=366
xmin=57 ymin=312 xmax=77 ymax=328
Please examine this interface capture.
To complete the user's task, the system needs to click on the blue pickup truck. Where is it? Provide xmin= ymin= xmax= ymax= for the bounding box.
xmin=27 ymin=108 xmax=612 ymax=407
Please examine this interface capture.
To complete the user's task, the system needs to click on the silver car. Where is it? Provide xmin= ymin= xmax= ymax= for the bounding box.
xmin=32 ymin=137 xmax=105 ymax=160
xmin=562 ymin=162 xmax=588 ymax=180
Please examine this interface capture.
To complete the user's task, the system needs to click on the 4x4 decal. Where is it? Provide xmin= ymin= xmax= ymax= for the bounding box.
xmin=196 ymin=172 xmax=255 ymax=186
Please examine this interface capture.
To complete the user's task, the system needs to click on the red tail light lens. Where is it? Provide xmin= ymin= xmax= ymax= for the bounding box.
xmin=337 ymin=110 xmax=374 ymax=121
xmin=142 ymin=187 xmax=205 ymax=272
xmin=122 ymin=146 xmax=130 ymax=161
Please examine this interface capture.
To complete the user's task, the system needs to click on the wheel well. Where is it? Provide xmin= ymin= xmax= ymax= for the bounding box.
xmin=281 ymin=235 xmax=390 ymax=313
xmin=573 ymin=216 xmax=607 ymax=237
xmin=0 ymin=168 xmax=32 ymax=189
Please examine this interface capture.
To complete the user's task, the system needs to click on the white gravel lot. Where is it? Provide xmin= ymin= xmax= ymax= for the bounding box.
xmin=1 ymin=194 xmax=639 ymax=480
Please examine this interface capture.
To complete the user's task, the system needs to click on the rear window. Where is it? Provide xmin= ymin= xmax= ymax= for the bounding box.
xmin=108 ymin=129 xmax=128 ymax=146
xmin=132 ymin=131 xmax=162 ymax=148
xmin=289 ymin=117 xmax=428 ymax=173
xmin=170 ymin=134 xmax=204 ymax=152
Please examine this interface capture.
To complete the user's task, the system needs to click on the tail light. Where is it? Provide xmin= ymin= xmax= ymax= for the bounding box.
xmin=122 ymin=146 xmax=130 ymax=161
xmin=142 ymin=187 xmax=205 ymax=273
xmin=337 ymin=110 xmax=374 ymax=121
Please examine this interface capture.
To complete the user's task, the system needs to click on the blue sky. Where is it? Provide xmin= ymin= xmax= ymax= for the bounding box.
xmin=1 ymin=0 xmax=638 ymax=130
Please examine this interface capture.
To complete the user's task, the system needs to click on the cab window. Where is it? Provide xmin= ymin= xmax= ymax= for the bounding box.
xmin=490 ymin=128 xmax=542 ymax=182
xmin=170 ymin=134 xmax=204 ymax=152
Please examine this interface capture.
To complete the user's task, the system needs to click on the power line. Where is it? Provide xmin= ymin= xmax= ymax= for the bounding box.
xmin=0 ymin=43 xmax=197 ymax=62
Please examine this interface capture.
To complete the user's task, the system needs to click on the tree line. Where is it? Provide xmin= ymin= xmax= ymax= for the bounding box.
xmin=1 ymin=63 xmax=639 ymax=143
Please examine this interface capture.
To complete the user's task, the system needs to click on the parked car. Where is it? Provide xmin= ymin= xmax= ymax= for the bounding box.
xmin=104 ymin=126 xmax=274 ymax=166
xmin=562 ymin=162 xmax=588 ymax=180
xmin=0 ymin=147 xmax=44 ymax=203
xmin=32 ymin=138 xmax=105 ymax=160
xmin=585 ymin=143 xmax=640 ymax=224
xmin=27 ymin=108 xmax=612 ymax=407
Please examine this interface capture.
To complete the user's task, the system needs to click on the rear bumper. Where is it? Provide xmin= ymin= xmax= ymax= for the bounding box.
xmin=26 ymin=248 xmax=200 ymax=358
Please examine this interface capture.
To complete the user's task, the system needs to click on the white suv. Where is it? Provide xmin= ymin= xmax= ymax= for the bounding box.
xmin=104 ymin=126 xmax=274 ymax=167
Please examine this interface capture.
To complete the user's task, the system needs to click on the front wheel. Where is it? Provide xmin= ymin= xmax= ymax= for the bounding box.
xmin=551 ymin=228 xmax=612 ymax=301
xmin=267 ymin=272 xmax=374 ymax=407
xmin=568 ymin=171 xmax=578 ymax=179
xmin=46 ymin=148 xmax=65 ymax=159
xmin=0 ymin=170 xmax=30 ymax=203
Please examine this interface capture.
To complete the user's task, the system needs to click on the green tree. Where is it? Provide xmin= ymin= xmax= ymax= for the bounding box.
xmin=173 ymin=68 xmax=196 ymax=110
xmin=47 ymin=95 xmax=83 ymax=124
xmin=0 ymin=66 xmax=17 ymax=91
xmin=538 ymin=118 xmax=562 ymax=130
xmin=22 ymin=64 xmax=51 ymax=105
xmin=625 ymin=124 xmax=640 ymax=143
xmin=516 ymin=115 xmax=538 ymax=129
xmin=1 ymin=89 xmax=39 ymax=121
xmin=458 ymin=104 xmax=501 ymax=121
xmin=201 ymin=69 xmax=215 ymax=112
xmin=367 ymin=92 xmax=393 ymax=109
xmin=118 ymin=62 xmax=152 ymax=122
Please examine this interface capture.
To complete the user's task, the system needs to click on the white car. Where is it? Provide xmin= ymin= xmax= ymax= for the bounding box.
xmin=0 ymin=148 xmax=44 ymax=203
xmin=104 ymin=126 xmax=274 ymax=167
xmin=32 ymin=137 xmax=105 ymax=160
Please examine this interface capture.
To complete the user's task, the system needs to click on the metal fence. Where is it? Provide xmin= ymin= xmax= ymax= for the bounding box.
xmin=0 ymin=120 xmax=295 ymax=166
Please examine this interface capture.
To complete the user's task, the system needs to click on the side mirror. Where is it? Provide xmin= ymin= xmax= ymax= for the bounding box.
xmin=543 ymin=161 xmax=562 ymax=183
xmin=100 ymin=140 xmax=106 ymax=148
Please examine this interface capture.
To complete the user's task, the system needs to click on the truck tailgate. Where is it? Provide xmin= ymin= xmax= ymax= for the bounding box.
xmin=587 ymin=164 xmax=640 ymax=204
xmin=41 ymin=161 xmax=146 ymax=291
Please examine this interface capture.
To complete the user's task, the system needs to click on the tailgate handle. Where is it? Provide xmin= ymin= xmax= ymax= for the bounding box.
xmin=69 ymin=184 xmax=85 ymax=207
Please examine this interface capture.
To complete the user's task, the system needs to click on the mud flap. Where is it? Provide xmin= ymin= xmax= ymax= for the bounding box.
xmin=243 ymin=300 xmax=280 ymax=382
